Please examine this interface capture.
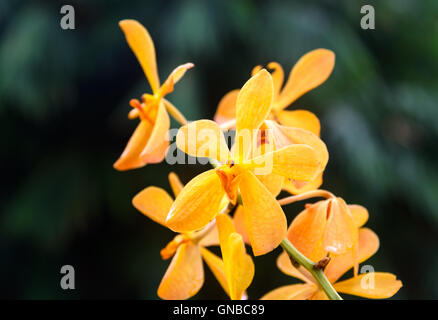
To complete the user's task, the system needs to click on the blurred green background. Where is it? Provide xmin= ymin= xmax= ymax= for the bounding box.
xmin=1 ymin=0 xmax=437 ymax=299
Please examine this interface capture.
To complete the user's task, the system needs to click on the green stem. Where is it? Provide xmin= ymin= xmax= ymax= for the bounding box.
xmin=280 ymin=239 xmax=342 ymax=300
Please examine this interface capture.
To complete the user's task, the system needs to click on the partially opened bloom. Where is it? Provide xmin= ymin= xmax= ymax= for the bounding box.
xmin=114 ymin=19 xmax=193 ymax=171
xmin=262 ymin=228 xmax=402 ymax=300
xmin=284 ymin=192 xmax=368 ymax=265
xmin=167 ymin=70 xmax=323 ymax=256
xmin=214 ymin=49 xmax=335 ymax=136
xmin=132 ymin=172 xmax=224 ymax=299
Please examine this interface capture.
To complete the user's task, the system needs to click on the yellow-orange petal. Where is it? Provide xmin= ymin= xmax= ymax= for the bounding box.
xmin=349 ymin=204 xmax=369 ymax=228
xmin=265 ymin=121 xmax=329 ymax=175
xmin=287 ymin=200 xmax=329 ymax=262
xmin=167 ymin=63 xmax=194 ymax=85
xmin=325 ymin=228 xmax=379 ymax=283
xmin=234 ymin=69 xmax=274 ymax=161
xmin=132 ymin=186 xmax=174 ymax=227
xmin=333 ymin=273 xmax=402 ymax=299
xmin=277 ymin=49 xmax=335 ymax=109
xmin=261 ymin=283 xmax=316 ymax=300
xmin=277 ymin=251 xmax=314 ymax=284
xmin=323 ymin=197 xmax=358 ymax=255
xmin=252 ymin=63 xmax=284 ymax=97
xmin=176 ymin=120 xmax=231 ymax=163
xmin=159 ymin=63 xmax=194 ymax=96
xmin=216 ymin=213 xmax=237 ymax=257
xmin=113 ymin=120 xmax=153 ymax=171
xmin=267 ymin=62 xmax=285 ymax=97
xmin=282 ymin=173 xmax=323 ymax=195
xmin=239 ymin=171 xmax=287 ymax=256
xmin=166 ymin=170 xmax=226 ymax=232
xmin=250 ymin=144 xmax=320 ymax=182
xmin=119 ymin=20 xmax=160 ymax=94
xmin=200 ymin=248 xmax=229 ymax=297
xmin=214 ymin=90 xmax=239 ymax=125
xmin=256 ymin=173 xmax=284 ymax=197
xmin=157 ymin=242 xmax=204 ymax=300
xmin=140 ymin=102 xmax=170 ymax=163
xmin=276 ymin=109 xmax=321 ymax=136
xmin=198 ymin=224 xmax=220 ymax=247
xmin=252 ymin=141 xmax=284 ymax=196
xmin=228 ymin=233 xmax=255 ymax=300
xmin=233 ymin=205 xmax=250 ymax=244
xmin=163 ymin=99 xmax=187 ymax=126
xmin=309 ymin=290 xmax=329 ymax=300
xmin=250 ymin=65 xmax=262 ymax=76
xmin=168 ymin=172 xmax=184 ymax=197
xmin=216 ymin=214 xmax=255 ymax=300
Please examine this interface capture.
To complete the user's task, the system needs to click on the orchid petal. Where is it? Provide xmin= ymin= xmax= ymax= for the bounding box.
xmin=277 ymin=49 xmax=335 ymax=109
xmin=287 ymin=200 xmax=329 ymax=262
xmin=276 ymin=109 xmax=321 ymax=136
xmin=166 ymin=170 xmax=225 ymax=232
xmin=176 ymin=120 xmax=231 ymax=163
xmin=168 ymin=172 xmax=184 ymax=197
xmin=250 ymin=144 xmax=320 ymax=182
xmin=235 ymin=69 xmax=274 ymax=161
xmin=157 ymin=243 xmax=204 ymax=300
xmin=217 ymin=213 xmax=254 ymax=300
xmin=323 ymin=197 xmax=358 ymax=255
xmin=349 ymin=204 xmax=369 ymax=228
xmin=119 ymin=20 xmax=160 ymax=94
xmin=163 ymin=99 xmax=187 ymax=126
xmin=214 ymin=90 xmax=239 ymax=125
xmin=334 ymin=273 xmax=402 ymax=299
xmin=201 ymin=248 xmax=229 ymax=296
xmin=261 ymin=283 xmax=316 ymax=300
xmin=140 ymin=101 xmax=170 ymax=163
xmin=233 ymin=205 xmax=250 ymax=244
xmin=132 ymin=187 xmax=173 ymax=227
xmin=239 ymin=171 xmax=287 ymax=256
xmin=113 ymin=120 xmax=153 ymax=171
xmin=282 ymin=173 xmax=323 ymax=195
xmin=325 ymin=228 xmax=379 ymax=283
xmin=160 ymin=63 xmax=194 ymax=96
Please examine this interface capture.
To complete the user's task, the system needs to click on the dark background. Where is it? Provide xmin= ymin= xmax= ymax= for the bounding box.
xmin=1 ymin=0 xmax=437 ymax=299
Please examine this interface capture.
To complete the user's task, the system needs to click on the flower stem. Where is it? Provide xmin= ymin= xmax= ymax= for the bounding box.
xmin=280 ymin=238 xmax=342 ymax=300
xmin=278 ymin=189 xmax=335 ymax=206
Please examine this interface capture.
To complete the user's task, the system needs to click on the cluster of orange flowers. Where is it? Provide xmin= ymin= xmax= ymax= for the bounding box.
xmin=113 ymin=19 xmax=402 ymax=300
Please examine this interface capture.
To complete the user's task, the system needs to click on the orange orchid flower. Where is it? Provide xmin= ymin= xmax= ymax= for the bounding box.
xmin=114 ymin=20 xmax=193 ymax=171
xmin=261 ymin=228 xmax=402 ymax=300
xmin=133 ymin=172 xmax=251 ymax=300
xmin=283 ymin=192 xmax=367 ymax=266
xmin=166 ymin=69 xmax=323 ymax=256
xmin=214 ymin=49 xmax=335 ymax=136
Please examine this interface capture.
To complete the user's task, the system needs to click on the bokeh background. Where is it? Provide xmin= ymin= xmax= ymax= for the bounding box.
xmin=1 ymin=0 xmax=437 ymax=299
